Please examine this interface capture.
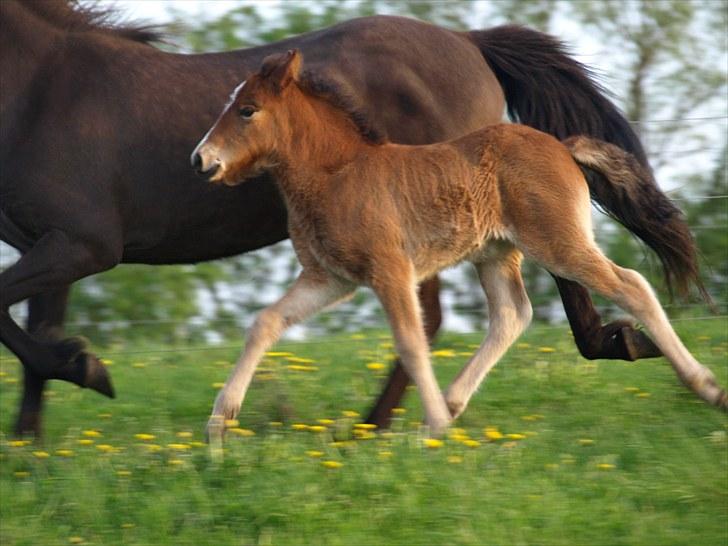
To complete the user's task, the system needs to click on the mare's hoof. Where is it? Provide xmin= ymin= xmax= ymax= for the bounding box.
xmin=620 ymin=327 xmax=662 ymax=361
xmin=81 ymin=353 xmax=115 ymax=398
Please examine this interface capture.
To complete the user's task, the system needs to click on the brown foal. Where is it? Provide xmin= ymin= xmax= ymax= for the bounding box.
xmin=194 ymin=50 xmax=726 ymax=440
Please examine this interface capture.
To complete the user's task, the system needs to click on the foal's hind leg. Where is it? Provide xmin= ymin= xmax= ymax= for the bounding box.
xmin=207 ymin=271 xmax=355 ymax=439
xmin=445 ymin=246 xmax=532 ymax=419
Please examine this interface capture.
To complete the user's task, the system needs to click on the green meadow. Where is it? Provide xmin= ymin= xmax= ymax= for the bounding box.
xmin=1 ymin=320 xmax=726 ymax=546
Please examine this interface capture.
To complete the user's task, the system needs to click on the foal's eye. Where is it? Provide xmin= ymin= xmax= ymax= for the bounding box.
xmin=239 ymin=106 xmax=257 ymax=119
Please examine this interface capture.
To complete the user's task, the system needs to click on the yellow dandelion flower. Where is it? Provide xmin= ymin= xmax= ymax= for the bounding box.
xmin=56 ymin=449 xmax=74 ymax=457
xmin=286 ymin=364 xmax=318 ymax=372
xmin=431 ymin=349 xmax=456 ymax=357
xmin=350 ymin=333 xmax=366 ymax=340
xmin=101 ymin=358 xmax=113 ymax=366
xmin=8 ymin=440 xmax=29 ymax=447
xmin=463 ymin=439 xmax=481 ymax=448
xmin=291 ymin=423 xmax=309 ymax=431
xmin=116 ymin=470 xmax=132 ymax=477
xmin=77 ymin=439 xmax=94 ymax=446
xmin=424 ymin=438 xmax=444 ymax=449
xmin=354 ymin=423 xmax=377 ymax=430
xmin=134 ymin=433 xmax=155 ymax=441
xmin=578 ymin=438 xmax=595 ymax=446
xmin=391 ymin=407 xmax=406 ymax=415
xmin=32 ymin=451 xmax=50 ymax=459
xmin=82 ymin=430 xmax=101 ymax=438
xmin=317 ymin=419 xmax=335 ymax=426
xmin=342 ymin=410 xmax=360 ymax=418
xmin=354 ymin=430 xmax=376 ymax=440
xmin=636 ymin=392 xmax=651 ymax=398
xmin=264 ymin=351 xmax=294 ymax=357
xmin=190 ymin=441 xmax=206 ymax=448
xmin=167 ymin=443 xmax=190 ymax=451
xmin=306 ymin=450 xmax=324 ymax=458
xmin=366 ymin=362 xmax=386 ymax=371
xmin=506 ymin=433 xmax=526 ymax=440
xmin=96 ymin=444 xmax=115 ymax=453
xmin=329 ymin=441 xmax=353 ymax=449
xmin=597 ymin=463 xmax=616 ymax=470
xmin=447 ymin=455 xmax=463 ymax=464
xmin=379 ymin=341 xmax=394 ymax=349
xmin=223 ymin=419 xmax=239 ymax=428
xmin=228 ymin=428 xmax=255 ymax=437
xmin=516 ymin=342 xmax=531 ymax=349
xmin=211 ymin=382 xmax=225 ymax=388
xmin=484 ymin=428 xmax=503 ymax=441
xmin=286 ymin=356 xmax=316 ymax=364
xmin=144 ymin=444 xmax=163 ymax=452
xmin=13 ymin=471 xmax=30 ymax=478
xmin=321 ymin=460 xmax=343 ymax=469
xmin=68 ymin=536 xmax=85 ymax=544
xmin=537 ymin=346 xmax=556 ymax=353
xmin=176 ymin=431 xmax=193 ymax=438
xmin=307 ymin=425 xmax=326 ymax=433
xmin=457 ymin=351 xmax=475 ymax=357
xmin=131 ymin=362 xmax=147 ymax=368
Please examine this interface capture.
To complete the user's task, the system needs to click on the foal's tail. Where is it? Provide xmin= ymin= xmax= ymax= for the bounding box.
xmin=564 ymin=136 xmax=708 ymax=301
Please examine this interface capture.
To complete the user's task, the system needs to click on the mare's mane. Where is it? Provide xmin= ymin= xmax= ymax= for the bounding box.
xmin=298 ymin=71 xmax=387 ymax=145
xmin=21 ymin=0 xmax=162 ymax=44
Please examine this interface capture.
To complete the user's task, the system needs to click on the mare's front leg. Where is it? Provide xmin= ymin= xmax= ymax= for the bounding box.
xmin=0 ymin=231 xmax=119 ymax=434
xmin=554 ymin=276 xmax=661 ymax=360
xmin=371 ymin=263 xmax=451 ymax=436
xmin=207 ymin=271 xmax=355 ymax=440
xmin=15 ymin=286 xmax=72 ymax=437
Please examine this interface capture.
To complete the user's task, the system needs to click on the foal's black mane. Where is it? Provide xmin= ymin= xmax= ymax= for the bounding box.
xmin=22 ymin=0 xmax=162 ymax=44
xmin=299 ymin=71 xmax=387 ymax=145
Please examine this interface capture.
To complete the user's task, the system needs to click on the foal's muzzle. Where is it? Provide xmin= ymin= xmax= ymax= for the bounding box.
xmin=190 ymin=151 xmax=219 ymax=180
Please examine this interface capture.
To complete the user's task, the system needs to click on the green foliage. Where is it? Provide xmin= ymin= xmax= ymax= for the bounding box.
xmin=1 ymin=324 xmax=726 ymax=545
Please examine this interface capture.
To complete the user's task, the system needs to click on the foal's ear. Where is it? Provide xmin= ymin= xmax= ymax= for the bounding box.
xmin=262 ymin=49 xmax=303 ymax=93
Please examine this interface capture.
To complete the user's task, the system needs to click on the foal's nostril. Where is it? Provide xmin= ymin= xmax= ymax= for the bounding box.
xmin=191 ymin=152 xmax=203 ymax=172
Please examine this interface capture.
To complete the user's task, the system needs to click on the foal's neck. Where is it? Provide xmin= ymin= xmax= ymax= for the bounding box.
xmin=276 ymin=92 xmax=376 ymax=186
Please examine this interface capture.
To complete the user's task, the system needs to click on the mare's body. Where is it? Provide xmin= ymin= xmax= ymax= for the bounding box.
xmin=1 ymin=0 xmax=658 ymax=437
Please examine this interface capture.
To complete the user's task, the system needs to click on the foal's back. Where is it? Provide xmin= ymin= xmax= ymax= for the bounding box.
xmin=312 ymin=124 xmax=587 ymax=281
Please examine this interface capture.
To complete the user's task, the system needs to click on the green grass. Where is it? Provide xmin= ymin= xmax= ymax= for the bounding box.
xmin=1 ymin=320 xmax=726 ymax=546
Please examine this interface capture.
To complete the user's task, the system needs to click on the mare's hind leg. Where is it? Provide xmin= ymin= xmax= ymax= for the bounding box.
xmin=445 ymin=245 xmax=533 ymax=419
xmin=535 ymin=245 xmax=726 ymax=409
xmin=553 ymin=275 xmax=661 ymax=360
xmin=207 ymin=271 xmax=356 ymax=439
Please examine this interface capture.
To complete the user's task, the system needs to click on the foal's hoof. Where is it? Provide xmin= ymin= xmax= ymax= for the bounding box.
xmin=620 ymin=327 xmax=662 ymax=361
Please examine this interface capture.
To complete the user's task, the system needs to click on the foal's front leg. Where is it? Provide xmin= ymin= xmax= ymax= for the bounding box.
xmin=372 ymin=265 xmax=451 ymax=436
xmin=207 ymin=271 xmax=354 ymax=440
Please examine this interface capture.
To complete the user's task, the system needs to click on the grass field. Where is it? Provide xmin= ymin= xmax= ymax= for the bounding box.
xmin=0 ymin=320 xmax=726 ymax=546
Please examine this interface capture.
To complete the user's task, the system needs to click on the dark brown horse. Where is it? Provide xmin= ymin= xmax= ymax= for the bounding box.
xmin=0 ymin=0 xmax=658 ymax=437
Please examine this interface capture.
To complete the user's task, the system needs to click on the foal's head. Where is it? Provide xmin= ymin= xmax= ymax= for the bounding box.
xmin=191 ymin=50 xmax=303 ymax=186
